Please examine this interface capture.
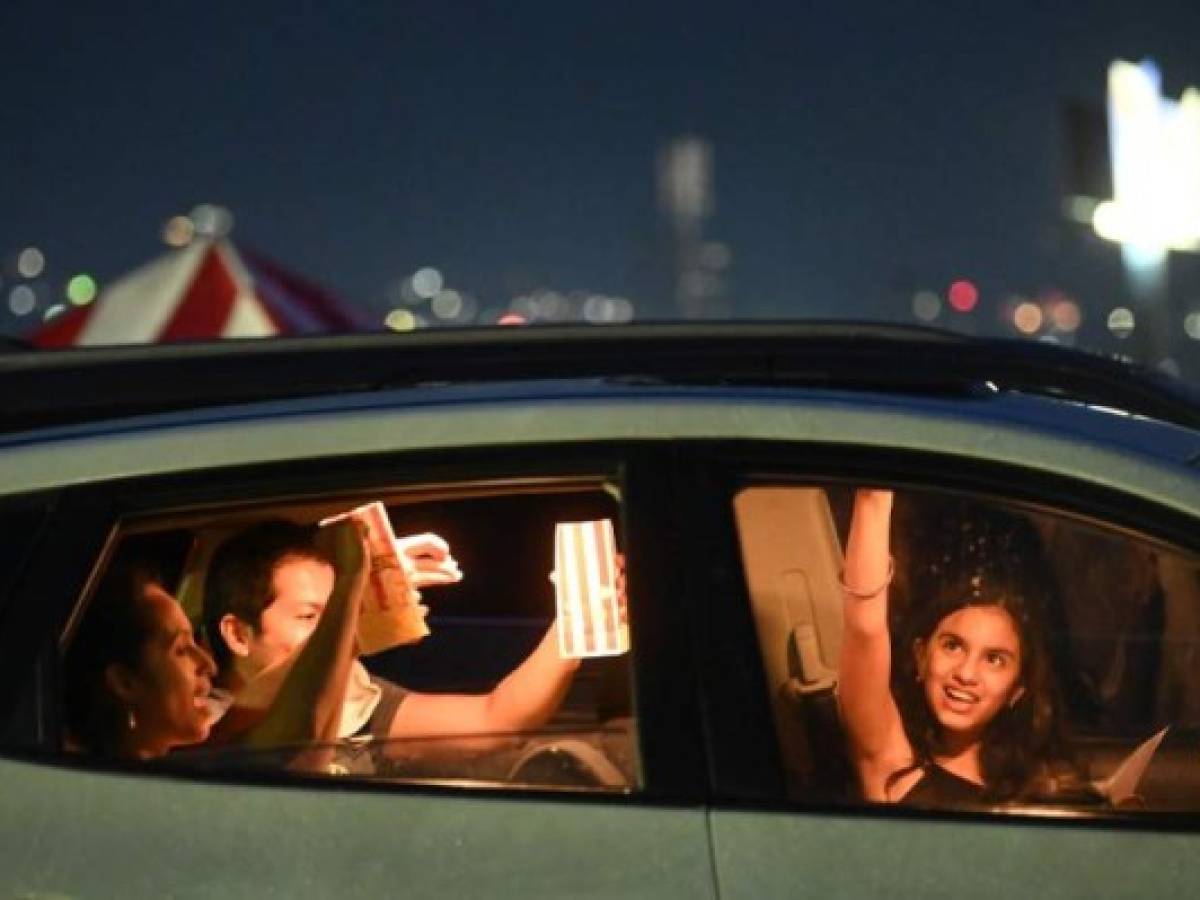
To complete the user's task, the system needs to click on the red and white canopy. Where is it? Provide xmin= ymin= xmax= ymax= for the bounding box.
xmin=31 ymin=238 xmax=368 ymax=347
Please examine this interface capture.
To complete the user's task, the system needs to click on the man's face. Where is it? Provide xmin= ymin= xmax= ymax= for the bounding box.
xmin=242 ymin=554 xmax=335 ymax=679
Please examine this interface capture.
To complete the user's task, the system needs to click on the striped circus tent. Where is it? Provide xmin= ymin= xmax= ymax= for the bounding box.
xmin=31 ymin=238 xmax=367 ymax=347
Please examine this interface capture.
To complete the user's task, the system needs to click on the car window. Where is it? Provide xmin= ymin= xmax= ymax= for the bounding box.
xmin=57 ymin=478 xmax=640 ymax=793
xmin=733 ymin=482 xmax=1200 ymax=813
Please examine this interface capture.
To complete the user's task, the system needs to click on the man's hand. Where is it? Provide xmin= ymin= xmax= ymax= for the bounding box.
xmin=615 ymin=552 xmax=628 ymax=630
xmin=317 ymin=517 xmax=369 ymax=597
xmin=395 ymin=532 xmax=463 ymax=595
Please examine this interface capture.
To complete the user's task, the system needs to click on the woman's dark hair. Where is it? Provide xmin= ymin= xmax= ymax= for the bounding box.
xmin=887 ymin=501 xmax=1079 ymax=802
xmin=62 ymin=559 xmax=163 ymax=755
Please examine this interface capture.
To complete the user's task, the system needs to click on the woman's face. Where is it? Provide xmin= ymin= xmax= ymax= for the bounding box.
xmin=916 ymin=604 xmax=1025 ymax=739
xmin=118 ymin=583 xmax=217 ymax=757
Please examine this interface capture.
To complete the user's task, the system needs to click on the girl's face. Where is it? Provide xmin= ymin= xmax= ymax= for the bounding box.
xmin=113 ymin=583 xmax=217 ymax=758
xmin=916 ymin=604 xmax=1025 ymax=740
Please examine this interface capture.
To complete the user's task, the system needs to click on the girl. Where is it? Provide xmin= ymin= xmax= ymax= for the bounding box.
xmin=839 ymin=488 xmax=1074 ymax=805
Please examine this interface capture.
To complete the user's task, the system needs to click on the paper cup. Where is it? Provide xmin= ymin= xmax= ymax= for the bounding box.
xmin=553 ymin=519 xmax=628 ymax=659
xmin=321 ymin=501 xmax=430 ymax=655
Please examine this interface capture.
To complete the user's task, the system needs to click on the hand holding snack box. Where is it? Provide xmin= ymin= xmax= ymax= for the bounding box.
xmin=320 ymin=502 xmax=462 ymax=656
xmin=552 ymin=519 xmax=629 ymax=659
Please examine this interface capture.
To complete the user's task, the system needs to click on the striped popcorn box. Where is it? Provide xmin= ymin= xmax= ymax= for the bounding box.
xmin=321 ymin=501 xmax=430 ymax=655
xmin=553 ymin=519 xmax=628 ymax=659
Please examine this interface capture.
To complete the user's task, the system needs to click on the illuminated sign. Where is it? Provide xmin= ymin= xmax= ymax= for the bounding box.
xmin=1092 ymin=60 xmax=1200 ymax=255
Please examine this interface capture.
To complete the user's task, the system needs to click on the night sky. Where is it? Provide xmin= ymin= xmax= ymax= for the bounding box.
xmin=5 ymin=2 xmax=1200 ymax=366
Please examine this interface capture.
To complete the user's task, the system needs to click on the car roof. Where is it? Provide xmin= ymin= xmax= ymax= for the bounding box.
xmin=4 ymin=321 xmax=1200 ymax=433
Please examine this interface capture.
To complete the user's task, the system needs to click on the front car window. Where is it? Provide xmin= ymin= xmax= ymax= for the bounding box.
xmin=59 ymin=479 xmax=640 ymax=794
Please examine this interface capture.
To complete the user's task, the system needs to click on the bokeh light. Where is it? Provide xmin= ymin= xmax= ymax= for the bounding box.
xmin=1049 ymin=297 xmax=1082 ymax=332
xmin=162 ymin=215 xmax=195 ymax=247
xmin=66 ymin=273 xmax=98 ymax=306
xmin=411 ymin=267 xmax=443 ymax=300
xmin=42 ymin=303 xmax=65 ymax=322
xmin=947 ymin=279 xmax=978 ymax=313
xmin=431 ymin=288 xmax=463 ymax=320
xmin=190 ymin=204 xmax=234 ymax=237
xmin=583 ymin=294 xmax=635 ymax=324
xmin=384 ymin=309 xmax=418 ymax=332
xmin=1184 ymin=311 xmax=1200 ymax=340
xmin=1107 ymin=307 xmax=1136 ymax=338
xmin=8 ymin=284 xmax=36 ymax=316
xmin=911 ymin=290 xmax=941 ymax=322
xmin=16 ymin=247 xmax=45 ymax=279
xmin=497 ymin=312 xmax=527 ymax=326
xmin=1013 ymin=301 xmax=1044 ymax=335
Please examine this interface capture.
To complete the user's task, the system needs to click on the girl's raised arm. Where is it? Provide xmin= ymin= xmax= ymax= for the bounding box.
xmin=838 ymin=488 xmax=912 ymax=798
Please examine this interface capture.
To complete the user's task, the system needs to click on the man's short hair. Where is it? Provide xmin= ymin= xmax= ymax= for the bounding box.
xmin=202 ymin=519 xmax=333 ymax=672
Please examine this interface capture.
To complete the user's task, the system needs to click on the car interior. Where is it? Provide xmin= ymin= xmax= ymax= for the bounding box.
xmin=59 ymin=476 xmax=640 ymax=792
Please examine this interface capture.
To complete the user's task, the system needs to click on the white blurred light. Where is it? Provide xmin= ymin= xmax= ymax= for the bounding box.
xmin=1160 ymin=357 xmax=1182 ymax=376
xmin=534 ymin=290 xmax=568 ymax=320
xmin=583 ymin=294 xmax=636 ymax=324
xmin=1097 ymin=60 xmax=1200 ymax=253
xmin=1107 ymin=307 xmax=1136 ymax=338
xmin=911 ymin=290 xmax=941 ymax=322
xmin=411 ymin=267 xmax=443 ymax=300
xmin=8 ymin=284 xmax=36 ymax=316
xmin=511 ymin=294 xmax=539 ymax=319
xmin=1184 ymin=311 xmax=1200 ymax=339
xmin=583 ymin=295 xmax=614 ymax=323
xmin=190 ymin=204 xmax=234 ymax=237
xmin=43 ymin=303 xmax=65 ymax=322
xmin=431 ymin=288 xmax=463 ymax=320
xmin=384 ymin=309 xmax=419 ymax=332
xmin=162 ymin=215 xmax=195 ymax=247
xmin=16 ymin=247 xmax=44 ymax=279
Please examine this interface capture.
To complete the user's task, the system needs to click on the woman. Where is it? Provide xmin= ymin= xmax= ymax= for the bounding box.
xmin=839 ymin=488 xmax=1074 ymax=805
xmin=64 ymin=518 xmax=368 ymax=760
xmin=63 ymin=558 xmax=218 ymax=758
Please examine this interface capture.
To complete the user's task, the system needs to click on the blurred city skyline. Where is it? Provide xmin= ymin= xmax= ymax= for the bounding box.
xmin=6 ymin=2 xmax=1200 ymax=371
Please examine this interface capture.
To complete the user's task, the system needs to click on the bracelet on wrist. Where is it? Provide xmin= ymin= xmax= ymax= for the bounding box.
xmin=840 ymin=556 xmax=895 ymax=599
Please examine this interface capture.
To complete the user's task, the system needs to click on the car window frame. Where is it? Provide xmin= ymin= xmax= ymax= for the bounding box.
xmin=0 ymin=441 xmax=710 ymax=806
xmin=688 ymin=438 xmax=1200 ymax=832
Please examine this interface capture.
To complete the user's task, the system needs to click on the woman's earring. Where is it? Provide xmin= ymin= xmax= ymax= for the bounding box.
xmin=127 ymin=707 xmax=138 ymax=731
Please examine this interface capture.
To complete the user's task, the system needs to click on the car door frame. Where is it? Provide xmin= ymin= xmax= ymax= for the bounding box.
xmin=0 ymin=440 xmax=719 ymax=899
xmin=682 ymin=438 xmax=1200 ymax=899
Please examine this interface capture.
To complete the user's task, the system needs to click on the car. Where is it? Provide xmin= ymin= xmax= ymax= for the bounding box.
xmin=3 ymin=322 xmax=1200 ymax=897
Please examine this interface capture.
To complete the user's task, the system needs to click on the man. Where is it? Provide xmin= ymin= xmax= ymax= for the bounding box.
xmin=201 ymin=518 xmax=585 ymax=745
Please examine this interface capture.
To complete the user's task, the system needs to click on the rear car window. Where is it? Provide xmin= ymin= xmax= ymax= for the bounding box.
xmin=734 ymin=483 xmax=1200 ymax=813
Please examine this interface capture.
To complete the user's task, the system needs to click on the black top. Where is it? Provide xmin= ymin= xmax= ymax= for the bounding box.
xmin=900 ymin=764 xmax=988 ymax=807
xmin=357 ymin=675 xmax=409 ymax=739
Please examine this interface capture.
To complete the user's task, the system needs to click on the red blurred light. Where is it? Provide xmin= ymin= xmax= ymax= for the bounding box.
xmin=948 ymin=279 xmax=979 ymax=313
xmin=497 ymin=313 xmax=527 ymax=326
